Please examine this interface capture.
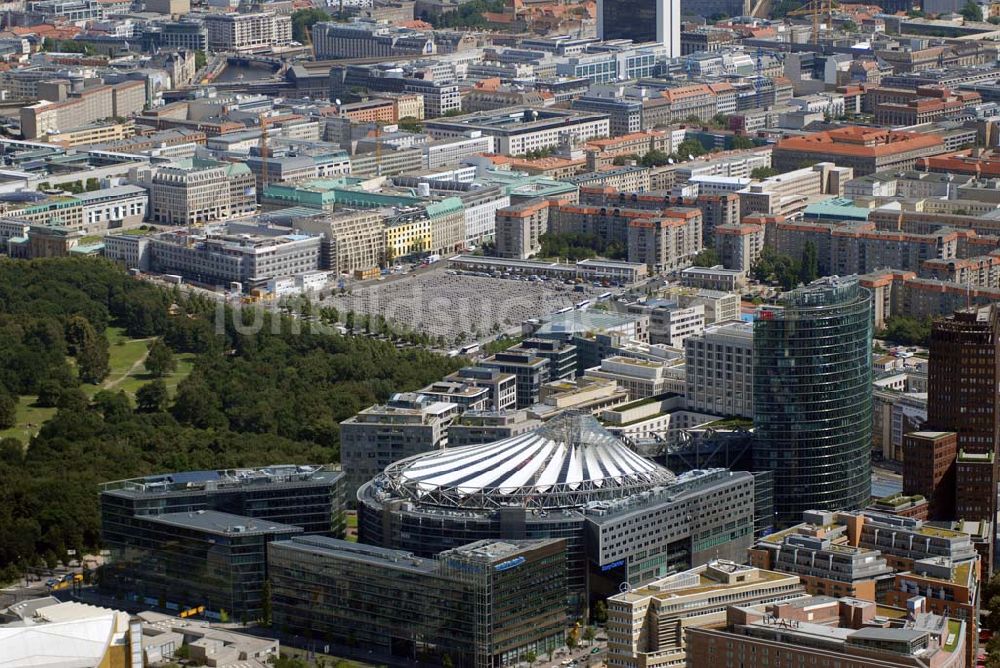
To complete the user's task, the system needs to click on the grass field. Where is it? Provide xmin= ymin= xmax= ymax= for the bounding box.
xmin=3 ymin=329 xmax=197 ymax=447
xmin=0 ymin=395 xmax=57 ymax=444
xmin=85 ymin=326 xmax=196 ymax=399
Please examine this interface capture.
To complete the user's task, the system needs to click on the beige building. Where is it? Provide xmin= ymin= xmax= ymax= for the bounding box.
xmin=495 ymin=198 xmax=553 ymax=259
xmin=21 ymin=81 xmax=145 ymax=140
xmin=144 ymin=158 xmax=256 ymax=225
xmin=606 ymin=561 xmax=806 ymax=668
xmin=715 ymin=222 xmax=765 ymax=272
xmin=204 ymin=12 xmax=291 ymax=51
xmin=627 ymin=209 xmax=703 ymax=273
xmin=296 ymin=210 xmax=385 ymax=275
xmin=48 ymin=121 xmax=135 ymax=147
xmin=738 ymin=163 xmax=852 ymax=219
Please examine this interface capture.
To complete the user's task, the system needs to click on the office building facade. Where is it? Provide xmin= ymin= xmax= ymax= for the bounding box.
xmin=269 ymin=537 xmax=568 ymax=668
xmin=597 ymin=0 xmax=680 ymax=58
xmin=753 ymin=277 xmax=873 ymax=525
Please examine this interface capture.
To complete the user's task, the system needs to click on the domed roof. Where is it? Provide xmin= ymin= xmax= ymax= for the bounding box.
xmin=377 ymin=412 xmax=675 ymax=510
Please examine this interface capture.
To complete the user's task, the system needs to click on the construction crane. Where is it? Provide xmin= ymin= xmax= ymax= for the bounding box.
xmin=258 ymin=112 xmax=269 ymax=191
xmin=787 ymin=0 xmax=836 ymax=45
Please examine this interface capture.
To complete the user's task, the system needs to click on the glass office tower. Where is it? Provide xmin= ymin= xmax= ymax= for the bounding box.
xmin=753 ymin=277 xmax=873 ymax=525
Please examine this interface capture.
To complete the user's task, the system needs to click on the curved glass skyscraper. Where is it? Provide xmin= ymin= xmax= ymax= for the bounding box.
xmin=752 ymin=277 xmax=873 ymax=525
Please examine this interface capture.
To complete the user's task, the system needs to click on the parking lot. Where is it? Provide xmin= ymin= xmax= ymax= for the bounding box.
xmin=322 ymin=268 xmax=610 ymax=344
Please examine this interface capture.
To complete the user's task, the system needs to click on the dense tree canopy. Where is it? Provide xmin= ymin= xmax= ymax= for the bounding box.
xmin=539 ymin=232 xmax=626 ymax=261
xmin=0 ymin=258 xmax=462 ymax=581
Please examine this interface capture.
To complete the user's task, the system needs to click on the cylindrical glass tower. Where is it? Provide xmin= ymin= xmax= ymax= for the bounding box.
xmin=752 ymin=276 xmax=873 ymax=526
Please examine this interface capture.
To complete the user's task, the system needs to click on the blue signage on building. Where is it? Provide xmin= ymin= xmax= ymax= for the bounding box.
xmin=494 ymin=556 xmax=526 ymax=572
xmin=601 ymin=559 xmax=626 ymax=572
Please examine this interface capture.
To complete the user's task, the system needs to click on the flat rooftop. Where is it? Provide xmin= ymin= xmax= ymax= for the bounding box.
xmin=146 ymin=510 xmax=303 ymax=537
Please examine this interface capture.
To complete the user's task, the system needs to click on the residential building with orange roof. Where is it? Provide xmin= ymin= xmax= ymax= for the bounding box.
xmin=773 ymin=126 xmax=946 ymax=176
xmin=715 ymin=222 xmax=765 ymax=272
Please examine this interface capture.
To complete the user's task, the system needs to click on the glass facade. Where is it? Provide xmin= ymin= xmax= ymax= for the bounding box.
xmin=268 ymin=536 xmax=567 ymax=668
xmin=601 ymin=0 xmax=657 ymax=43
xmin=753 ymin=278 xmax=873 ymax=525
xmin=102 ymin=510 xmax=301 ymax=621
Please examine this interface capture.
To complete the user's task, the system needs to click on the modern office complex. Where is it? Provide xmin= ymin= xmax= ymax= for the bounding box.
xmin=922 ymin=307 xmax=1000 ymax=528
xmin=269 ymin=537 xmax=568 ymax=668
xmin=358 ymin=412 xmax=756 ymax=612
xmin=99 ymin=466 xmax=344 ymax=620
xmin=753 ymin=277 xmax=873 ymax=525
xmin=684 ymin=320 xmax=754 ymax=419
xmin=597 ymin=0 xmax=680 ymax=58
xmin=339 ymin=392 xmax=459 ymax=500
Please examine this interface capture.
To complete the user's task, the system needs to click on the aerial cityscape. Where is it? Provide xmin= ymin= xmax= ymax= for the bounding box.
xmin=4 ymin=0 xmax=1000 ymax=666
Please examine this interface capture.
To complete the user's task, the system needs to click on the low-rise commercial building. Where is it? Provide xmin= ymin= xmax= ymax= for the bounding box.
xmin=773 ymin=127 xmax=946 ymax=176
xmin=686 ymin=597 xmax=967 ymax=668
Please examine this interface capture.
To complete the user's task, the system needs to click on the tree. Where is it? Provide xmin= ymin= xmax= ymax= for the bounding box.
xmin=566 ymin=626 xmax=580 ymax=650
xmin=261 ymin=578 xmax=273 ymax=626
xmin=799 ymin=241 xmax=818 ymax=285
xmin=194 ymin=49 xmax=207 ymax=69
xmin=441 ymin=654 xmax=454 ymax=668
xmin=594 ymin=600 xmax=608 ymax=624
xmin=0 ymin=391 xmax=15 ymax=429
xmin=397 ymin=117 xmax=423 ymax=133
xmin=960 ymin=0 xmax=983 ymax=21
xmin=879 ymin=316 xmax=933 ymax=346
xmin=583 ymin=626 xmax=596 ymax=647
xmin=525 ymin=650 xmax=537 ymax=666
xmin=136 ymin=379 xmax=168 ymax=413
xmin=145 ymin=339 xmax=176 ymax=378
xmin=36 ymin=380 xmax=63 ymax=408
xmin=751 ymin=166 xmax=780 ymax=179
xmin=841 ymin=19 xmax=858 ymax=31
xmin=76 ymin=334 xmax=110 ymax=385
xmin=640 ymin=149 xmax=671 ymax=167
xmin=676 ymin=138 xmax=708 ymax=160
xmin=84 ymin=178 xmax=100 ymax=192
xmin=291 ymin=8 xmax=331 ymax=43
xmin=731 ymin=135 xmax=754 ymax=149
xmin=692 ymin=248 xmax=720 ymax=267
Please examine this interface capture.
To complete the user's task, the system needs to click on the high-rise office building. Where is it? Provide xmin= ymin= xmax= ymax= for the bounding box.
xmin=597 ymin=0 xmax=680 ymax=58
xmin=753 ymin=277 xmax=873 ymax=525
xmin=923 ymin=308 xmax=1000 ymax=527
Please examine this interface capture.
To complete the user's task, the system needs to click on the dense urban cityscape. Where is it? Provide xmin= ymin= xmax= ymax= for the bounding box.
xmin=4 ymin=0 xmax=1000 ymax=666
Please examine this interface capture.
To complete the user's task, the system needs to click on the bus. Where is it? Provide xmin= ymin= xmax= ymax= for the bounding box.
xmin=459 ymin=343 xmax=480 ymax=355
xmin=575 ymin=300 xmax=591 ymax=309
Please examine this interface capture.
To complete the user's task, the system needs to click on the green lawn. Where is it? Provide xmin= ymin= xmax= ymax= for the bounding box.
xmin=0 ymin=395 xmax=57 ymax=444
xmin=83 ymin=327 xmax=196 ymax=399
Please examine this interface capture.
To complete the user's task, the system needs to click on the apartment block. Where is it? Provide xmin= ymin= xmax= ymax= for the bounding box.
xmin=584 ymin=356 xmax=675 ymax=399
xmin=903 ymin=431 xmax=957 ymax=521
xmin=626 ymin=210 xmax=703 ymax=273
xmin=495 ymin=198 xmax=552 ymax=259
xmin=715 ymin=223 xmax=764 ymax=272
xmin=203 ymin=12 xmax=291 ymax=51
xmin=480 ymin=350 xmax=551 ymax=409
xmin=750 ymin=510 xmax=895 ymax=601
